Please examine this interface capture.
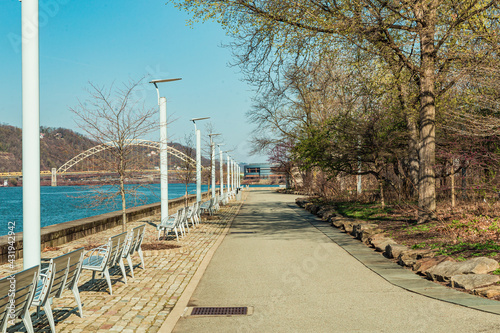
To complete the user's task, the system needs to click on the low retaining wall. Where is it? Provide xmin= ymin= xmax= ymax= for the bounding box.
xmin=0 ymin=191 xmax=211 ymax=264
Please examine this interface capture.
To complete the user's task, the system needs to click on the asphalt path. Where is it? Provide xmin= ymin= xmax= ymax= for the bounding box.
xmin=173 ymin=189 xmax=500 ymax=332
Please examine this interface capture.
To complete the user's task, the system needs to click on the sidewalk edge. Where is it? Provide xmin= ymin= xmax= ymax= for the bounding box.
xmin=158 ymin=199 xmax=245 ymax=333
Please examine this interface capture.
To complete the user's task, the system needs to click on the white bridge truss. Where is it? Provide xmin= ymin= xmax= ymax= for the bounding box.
xmin=56 ymin=139 xmax=200 ymax=174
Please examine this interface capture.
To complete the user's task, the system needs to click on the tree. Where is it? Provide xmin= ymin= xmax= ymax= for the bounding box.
xmin=172 ymin=0 xmax=500 ymax=222
xmin=176 ymin=135 xmax=197 ymax=206
xmin=71 ymin=79 xmax=157 ymax=232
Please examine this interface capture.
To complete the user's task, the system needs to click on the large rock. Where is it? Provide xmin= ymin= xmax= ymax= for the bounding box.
xmin=370 ymin=236 xmax=397 ymax=252
xmin=322 ymin=210 xmax=337 ymax=222
xmin=385 ymin=244 xmax=409 ymax=259
xmin=398 ymin=249 xmax=433 ymax=267
xmin=451 ymin=274 xmax=500 ymax=290
xmin=295 ymin=197 xmax=310 ymax=208
xmin=352 ymin=224 xmax=383 ymax=245
xmin=342 ymin=221 xmax=356 ymax=234
xmin=309 ymin=204 xmax=321 ymax=215
xmin=473 ymin=285 xmax=500 ymax=298
xmin=425 ymin=257 xmax=500 ymax=282
xmin=413 ymin=256 xmax=452 ymax=274
xmin=331 ymin=218 xmax=344 ymax=229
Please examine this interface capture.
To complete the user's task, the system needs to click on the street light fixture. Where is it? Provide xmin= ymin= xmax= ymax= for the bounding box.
xmin=190 ymin=117 xmax=210 ymax=202
xmin=149 ymin=78 xmax=181 ymax=226
xmin=208 ymin=133 xmax=221 ymax=198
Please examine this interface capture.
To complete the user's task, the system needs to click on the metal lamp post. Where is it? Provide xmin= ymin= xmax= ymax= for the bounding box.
xmin=190 ymin=117 xmax=210 ymax=202
xmin=22 ymin=0 xmax=41 ymax=269
xmin=208 ymin=133 xmax=221 ymax=198
xmin=150 ymin=78 xmax=181 ymax=226
xmin=217 ymin=144 xmax=225 ymax=199
xmin=226 ymin=154 xmax=231 ymax=195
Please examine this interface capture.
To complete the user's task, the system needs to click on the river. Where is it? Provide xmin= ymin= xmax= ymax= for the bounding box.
xmin=0 ymin=183 xmax=210 ymax=236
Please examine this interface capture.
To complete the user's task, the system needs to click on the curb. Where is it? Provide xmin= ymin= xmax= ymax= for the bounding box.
xmin=158 ymin=198 xmax=246 ymax=333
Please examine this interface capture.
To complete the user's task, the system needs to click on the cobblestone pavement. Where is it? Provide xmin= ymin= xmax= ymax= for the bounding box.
xmin=1 ymin=193 xmax=246 ymax=332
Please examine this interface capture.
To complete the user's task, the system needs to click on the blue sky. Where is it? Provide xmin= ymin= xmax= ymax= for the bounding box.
xmin=0 ymin=0 xmax=266 ymax=163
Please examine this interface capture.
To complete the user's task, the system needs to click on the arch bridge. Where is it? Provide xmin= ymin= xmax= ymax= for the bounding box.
xmin=52 ymin=139 xmax=202 ymax=185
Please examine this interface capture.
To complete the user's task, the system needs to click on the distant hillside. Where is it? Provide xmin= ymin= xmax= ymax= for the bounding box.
xmin=0 ymin=125 xmax=97 ymax=172
xmin=0 ymin=125 xmax=211 ymax=173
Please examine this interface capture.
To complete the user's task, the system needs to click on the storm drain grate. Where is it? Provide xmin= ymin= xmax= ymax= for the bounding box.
xmin=191 ymin=307 xmax=248 ymax=316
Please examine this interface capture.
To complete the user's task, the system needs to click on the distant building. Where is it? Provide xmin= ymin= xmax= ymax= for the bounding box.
xmin=243 ymin=163 xmax=284 ymax=184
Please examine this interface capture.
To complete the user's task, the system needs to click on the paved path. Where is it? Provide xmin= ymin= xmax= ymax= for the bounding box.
xmin=173 ymin=189 xmax=500 ymax=333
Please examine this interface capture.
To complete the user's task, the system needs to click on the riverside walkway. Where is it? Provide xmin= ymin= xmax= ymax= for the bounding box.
xmin=172 ymin=189 xmax=500 ymax=333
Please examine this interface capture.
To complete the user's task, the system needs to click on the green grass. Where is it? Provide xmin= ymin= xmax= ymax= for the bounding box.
xmin=435 ymin=240 xmax=500 ymax=257
xmin=335 ymin=202 xmax=393 ymax=221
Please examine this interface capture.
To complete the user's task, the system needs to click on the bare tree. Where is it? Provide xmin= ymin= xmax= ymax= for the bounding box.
xmin=175 ymin=135 xmax=197 ymax=207
xmin=71 ymin=79 xmax=157 ymax=232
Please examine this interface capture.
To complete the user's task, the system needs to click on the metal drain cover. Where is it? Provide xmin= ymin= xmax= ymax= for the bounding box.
xmin=185 ymin=306 xmax=253 ymax=317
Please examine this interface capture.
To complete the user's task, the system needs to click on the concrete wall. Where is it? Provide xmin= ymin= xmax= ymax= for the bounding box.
xmin=0 ymin=191 xmax=211 ymax=264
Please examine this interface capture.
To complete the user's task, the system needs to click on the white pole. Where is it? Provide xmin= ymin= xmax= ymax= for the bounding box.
xmin=231 ymin=160 xmax=235 ymax=191
xmin=227 ymin=154 xmax=231 ymax=194
xmin=22 ymin=0 xmax=41 ymax=269
xmin=211 ymin=140 xmax=215 ymax=198
xmin=159 ymin=97 xmax=168 ymax=223
xmin=219 ymin=148 xmax=223 ymax=197
xmin=196 ymin=128 xmax=201 ymax=202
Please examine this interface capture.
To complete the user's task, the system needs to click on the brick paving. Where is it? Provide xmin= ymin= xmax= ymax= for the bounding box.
xmin=1 ymin=193 xmax=246 ymax=332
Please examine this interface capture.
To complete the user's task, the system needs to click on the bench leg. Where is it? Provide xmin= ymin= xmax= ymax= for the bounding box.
xmin=103 ymin=268 xmax=113 ymax=295
xmin=137 ymin=248 xmax=145 ymax=269
xmin=72 ymin=284 xmax=84 ymax=318
xmin=126 ymin=254 xmax=135 ymax=278
xmin=43 ymin=301 xmax=56 ymax=333
xmin=21 ymin=308 xmax=35 ymax=333
xmin=119 ymin=259 xmax=128 ymax=284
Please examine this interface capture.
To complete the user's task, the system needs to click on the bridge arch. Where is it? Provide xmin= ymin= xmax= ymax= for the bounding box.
xmin=56 ymin=139 xmax=201 ymax=174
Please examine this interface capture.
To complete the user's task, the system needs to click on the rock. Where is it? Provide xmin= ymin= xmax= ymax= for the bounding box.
xmin=353 ymin=224 xmax=383 ymax=245
xmin=473 ymin=285 xmax=500 ymax=298
xmin=398 ymin=249 xmax=433 ymax=267
xmin=331 ymin=218 xmax=344 ymax=229
xmin=342 ymin=221 xmax=359 ymax=235
xmin=413 ymin=256 xmax=452 ymax=274
xmin=451 ymin=274 xmax=500 ymax=290
xmin=322 ymin=210 xmax=337 ymax=221
xmin=295 ymin=197 xmax=309 ymax=208
xmin=304 ymin=202 xmax=314 ymax=212
xmin=309 ymin=204 xmax=321 ymax=215
xmin=425 ymin=257 xmax=500 ymax=282
xmin=385 ymin=244 xmax=409 ymax=259
xmin=371 ymin=238 xmax=397 ymax=252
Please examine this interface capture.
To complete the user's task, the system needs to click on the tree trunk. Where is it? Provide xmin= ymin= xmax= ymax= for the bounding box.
xmin=379 ymin=178 xmax=385 ymax=208
xmin=119 ymin=173 xmax=127 ymax=232
xmin=119 ymin=152 xmax=127 ymax=232
xmin=451 ymin=159 xmax=455 ymax=208
xmin=417 ymin=3 xmax=437 ymax=223
xmin=407 ymin=116 xmax=419 ymax=198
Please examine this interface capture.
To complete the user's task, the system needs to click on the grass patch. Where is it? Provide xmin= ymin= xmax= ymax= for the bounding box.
xmin=335 ymin=202 xmax=393 ymax=221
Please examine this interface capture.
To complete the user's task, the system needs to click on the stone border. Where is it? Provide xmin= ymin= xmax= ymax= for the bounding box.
xmin=0 ymin=191 xmax=210 ymax=264
xmin=295 ymin=197 xmax=500 ymax=304
xmin=291 ymin=202 xmax=500 ymax=315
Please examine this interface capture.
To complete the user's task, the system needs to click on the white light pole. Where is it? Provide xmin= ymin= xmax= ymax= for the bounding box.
xmin=208 ymin=133 xmax=221 ymax=198
xmin=22 ymin=0 xmax=41 ymax=269
xmin=217 ymin=144 xmax=225 ymax=199
xmin=231 ymin=159 xmax=236 ymax=192
xmin=190 ymin=117 xmax=209 ymax=202
xmin=150 ymin=78 xmax=181 ymax=225
xmin=227 ymin=154 xmax=231 ymax=195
